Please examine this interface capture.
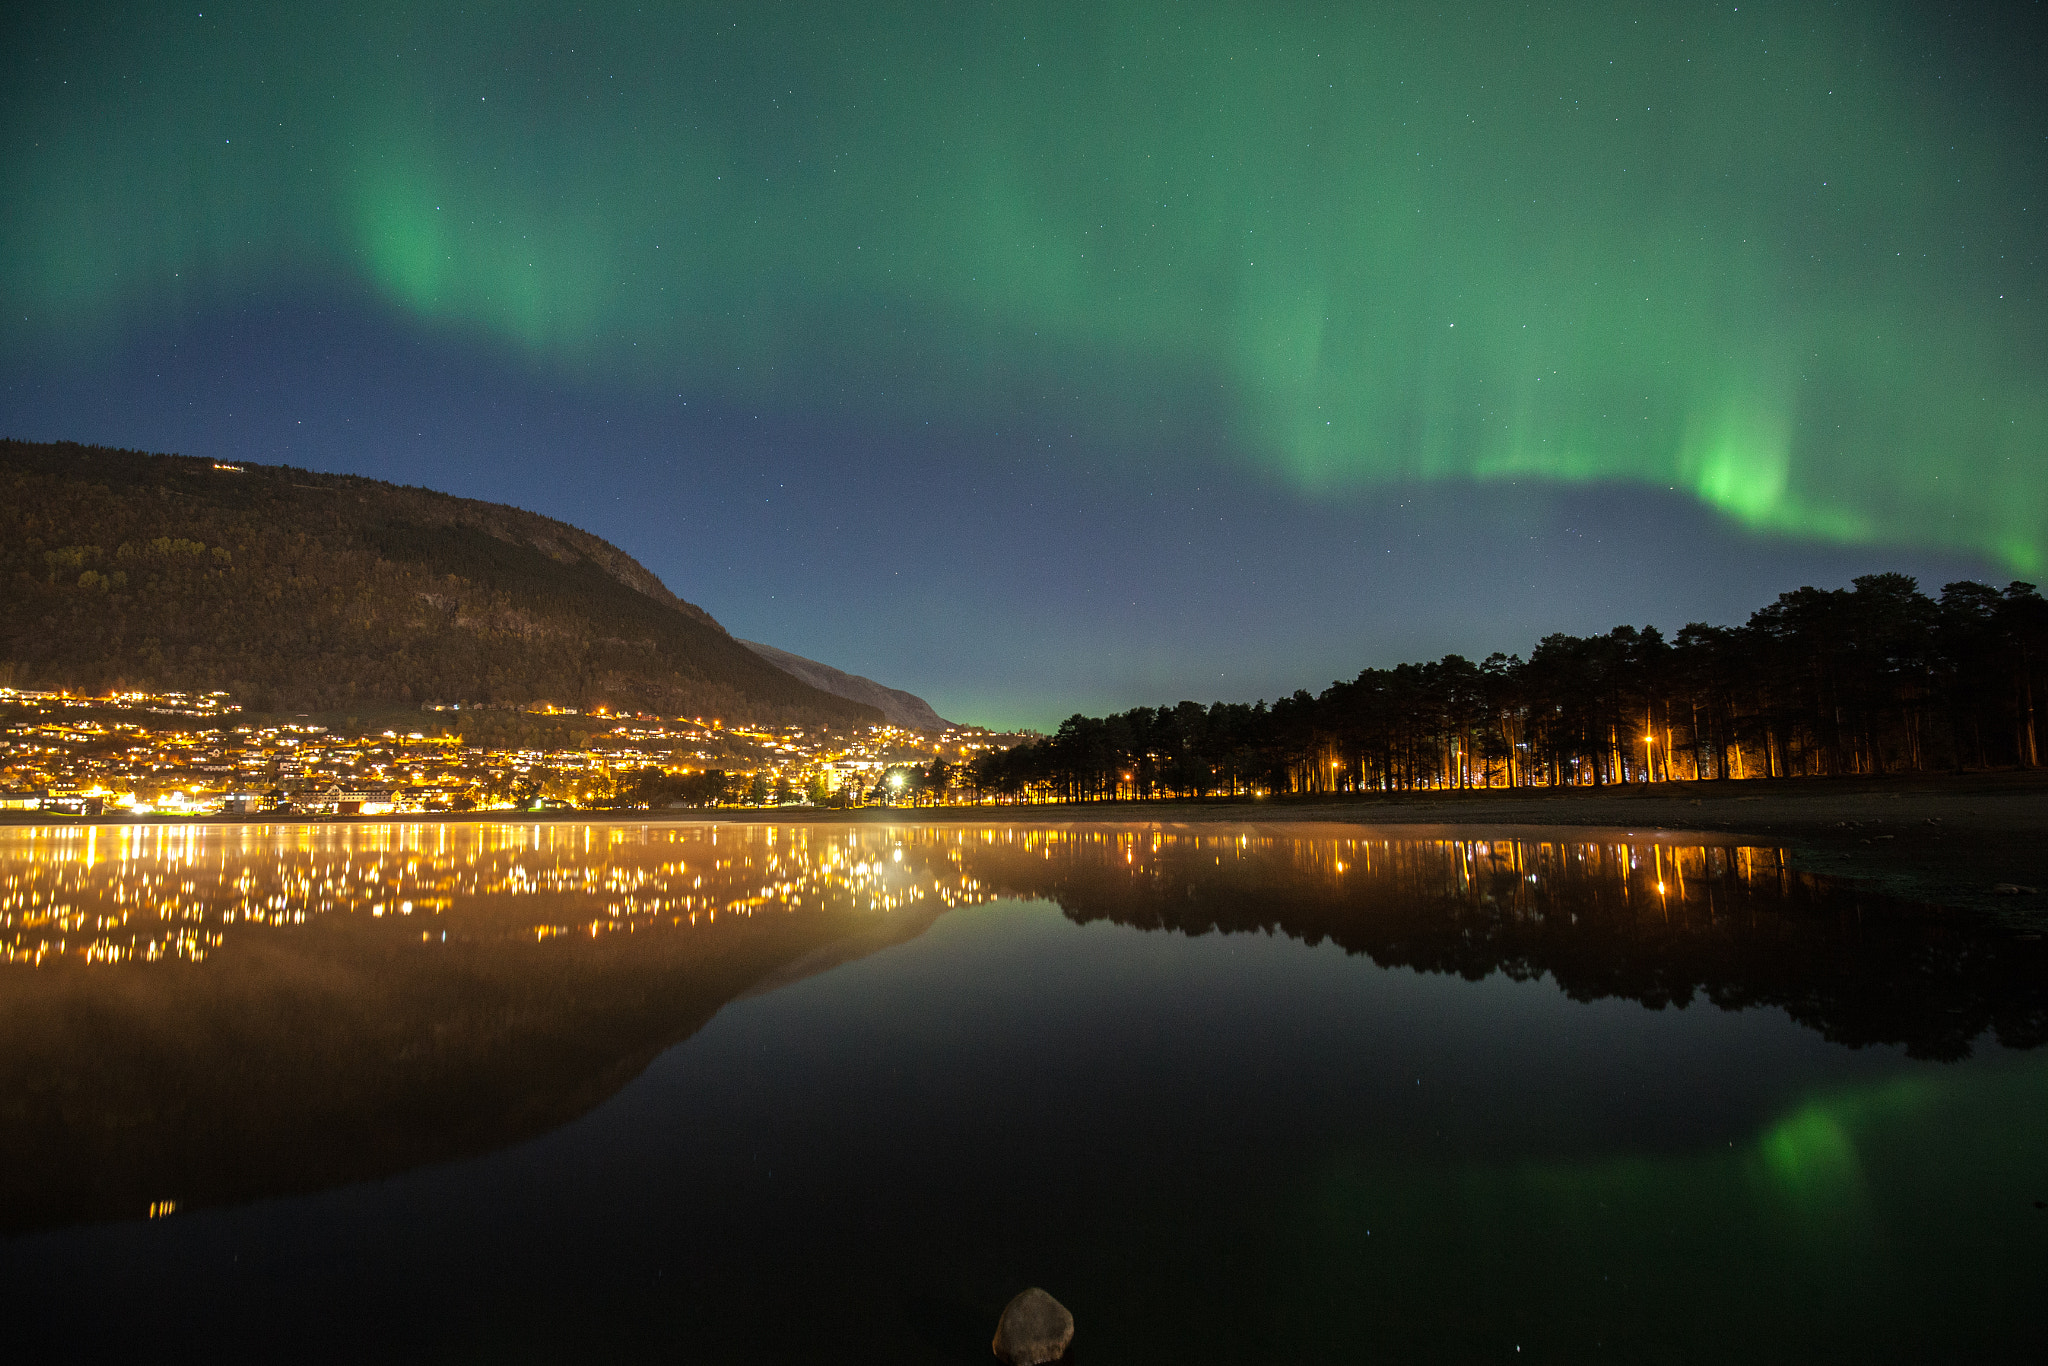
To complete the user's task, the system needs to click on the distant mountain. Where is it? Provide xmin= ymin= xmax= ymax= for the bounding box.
xmin=0 ymin=439 xmax=884 ymax=727
xmin=739 ymin=640 xmax=954 ymax=731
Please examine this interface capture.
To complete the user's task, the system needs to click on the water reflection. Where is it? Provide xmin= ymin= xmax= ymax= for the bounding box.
xmin=0 ymin=821 xmax=991 ymax=964
xmin=0 ymin=821 xmax=2038 ymax=1234
xmin=0 ymin=822 xmax=990 ymax=1232
xmin=973 ymin=827 xmax=2048 ymax=1059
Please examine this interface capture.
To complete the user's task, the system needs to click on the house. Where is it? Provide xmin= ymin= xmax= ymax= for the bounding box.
xmin=302 ymin=784 xmax=396 ymax=815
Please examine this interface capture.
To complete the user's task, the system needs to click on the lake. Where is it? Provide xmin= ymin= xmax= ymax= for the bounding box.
xmin=1 ymin=820 xmax=2041 ymax=1361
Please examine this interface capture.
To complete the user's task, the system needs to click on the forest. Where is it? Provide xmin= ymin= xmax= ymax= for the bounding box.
xmin=0 ymin=440 xmax=882 ymax=728
xmin=970 ymin=572 xmax=2047 ymax=800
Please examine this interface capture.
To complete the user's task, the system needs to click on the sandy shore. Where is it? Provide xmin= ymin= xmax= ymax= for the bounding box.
xmin=919 ymin=772 xmax=2048 ymax=919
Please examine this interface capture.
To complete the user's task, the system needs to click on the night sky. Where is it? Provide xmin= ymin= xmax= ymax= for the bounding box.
xmin=4 ymin=2 xmax=2043 ymax=729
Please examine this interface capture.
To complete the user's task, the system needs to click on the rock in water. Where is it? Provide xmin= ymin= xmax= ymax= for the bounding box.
xmin=992 ymin=1287 xmax=1074 ymax=1365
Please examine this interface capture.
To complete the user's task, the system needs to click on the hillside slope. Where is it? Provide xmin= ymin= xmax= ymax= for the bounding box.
xmin=0 ymin=440 xmax=884 ymax=726
xmin=739 ymin=639 xmax=954 ymax=731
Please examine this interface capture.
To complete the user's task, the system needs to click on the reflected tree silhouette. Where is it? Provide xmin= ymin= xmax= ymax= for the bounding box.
xmin=970 ymin=833 xmax=2047 ymax=1061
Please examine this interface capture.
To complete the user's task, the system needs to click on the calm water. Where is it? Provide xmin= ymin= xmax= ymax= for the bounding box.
xmin=1 ymin=821 xmax=2041 ymax=1362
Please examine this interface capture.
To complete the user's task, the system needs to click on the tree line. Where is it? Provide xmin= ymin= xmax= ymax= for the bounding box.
xmin=967 ymin=573 xmax=2046 ymax=801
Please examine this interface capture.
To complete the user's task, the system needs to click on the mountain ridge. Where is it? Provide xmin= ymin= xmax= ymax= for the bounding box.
xmin=738 ymin=639 xmax=953 ymax=731
xmin=0 ymin=439 xmax=884 ymax=727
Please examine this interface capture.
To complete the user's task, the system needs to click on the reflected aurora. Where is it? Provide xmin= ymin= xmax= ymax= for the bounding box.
xmin=1294 ymin=1061 xmax=2046 ymax=1357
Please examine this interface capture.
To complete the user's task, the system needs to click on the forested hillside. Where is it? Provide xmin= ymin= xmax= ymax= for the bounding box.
xmin=0 ymin=440 xmax=883 ymax=725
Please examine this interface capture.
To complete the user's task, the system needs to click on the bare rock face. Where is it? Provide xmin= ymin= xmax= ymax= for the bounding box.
xmin=992 ymin=1287 xmax=1074 ymax=1365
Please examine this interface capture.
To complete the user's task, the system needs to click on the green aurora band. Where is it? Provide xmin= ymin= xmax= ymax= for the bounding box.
xmin=6 ymin=1 xmax=2044 ymax=567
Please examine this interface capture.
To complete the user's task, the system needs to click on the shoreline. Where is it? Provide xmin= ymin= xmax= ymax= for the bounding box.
xmin=8 ymin=771 xmax=2046 ymax=919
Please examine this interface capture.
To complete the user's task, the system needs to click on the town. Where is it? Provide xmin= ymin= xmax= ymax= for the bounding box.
xmin=0 ymin=687 xmax=1023 ymax=817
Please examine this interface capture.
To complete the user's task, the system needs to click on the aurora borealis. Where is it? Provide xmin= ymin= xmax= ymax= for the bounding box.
xmin=4 ymin=1 xmax=2043 ymax=726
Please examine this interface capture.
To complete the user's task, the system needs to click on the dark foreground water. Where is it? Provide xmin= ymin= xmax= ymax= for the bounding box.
xmin=1 ymin=821 xmax=2042 ymax=1362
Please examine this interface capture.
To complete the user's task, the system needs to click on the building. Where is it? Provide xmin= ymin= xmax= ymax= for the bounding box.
xmin=301 ymin=784 xmax=398 ymax=816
